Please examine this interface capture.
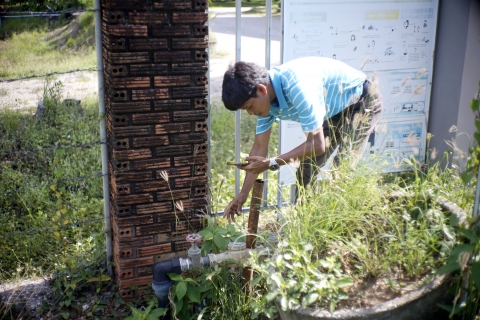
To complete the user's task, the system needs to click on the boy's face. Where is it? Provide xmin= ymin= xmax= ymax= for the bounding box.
xmin=240 ymin=84 xmax=271 ymax=117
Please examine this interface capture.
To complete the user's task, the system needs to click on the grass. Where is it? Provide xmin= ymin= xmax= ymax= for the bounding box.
xmin=0 ymin=81 xmax=103 ymax=281
xmin=0 ymin=13 xmax=96 ymax=79
xmin=250 ymin=155 xmax=474 ymax=314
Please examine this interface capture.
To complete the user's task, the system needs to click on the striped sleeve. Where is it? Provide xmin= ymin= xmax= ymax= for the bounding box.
xmin=255 ymin=114 xmax=275 ymax=135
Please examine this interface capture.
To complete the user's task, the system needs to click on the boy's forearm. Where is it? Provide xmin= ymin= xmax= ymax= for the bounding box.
xmin=276 ymin=130 xmax=325 ymax=166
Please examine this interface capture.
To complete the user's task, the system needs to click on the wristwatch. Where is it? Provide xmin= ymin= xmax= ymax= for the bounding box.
xmin=269 ymin=157 xmax=280 ymax=171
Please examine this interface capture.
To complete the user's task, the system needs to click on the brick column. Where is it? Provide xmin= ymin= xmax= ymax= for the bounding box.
xmin=101 ymin=0 xmax=209 ymax=299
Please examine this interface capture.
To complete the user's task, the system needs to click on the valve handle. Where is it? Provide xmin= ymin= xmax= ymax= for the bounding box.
xmin=186 ymin=233 xmax=203 ymax=244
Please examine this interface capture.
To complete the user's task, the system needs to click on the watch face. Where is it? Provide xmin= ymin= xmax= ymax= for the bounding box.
xmin=269 ymin=164 xmax=280 ymax=171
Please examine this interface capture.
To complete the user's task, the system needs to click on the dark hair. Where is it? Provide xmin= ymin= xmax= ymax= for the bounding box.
xmin=221 ymin=61 xmax=270 ymax=111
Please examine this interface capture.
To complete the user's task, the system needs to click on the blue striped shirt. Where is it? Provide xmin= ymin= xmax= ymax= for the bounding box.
xmin=256 ymin=57 xmax=366 ymax=135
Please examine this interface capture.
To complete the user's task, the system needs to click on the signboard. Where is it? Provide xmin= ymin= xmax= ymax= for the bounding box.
xmin=279 ymin=0 xmax=438 ymax=185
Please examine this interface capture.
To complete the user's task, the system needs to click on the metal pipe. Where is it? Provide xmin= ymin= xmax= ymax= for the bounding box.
xmin=235 ymin=0 xmax=242 ymax=196
xmin=246 ymin=179 xmax=264 ymax=249
xmin=243 ymin=179 xmax=264 ymax=290
xmin=94 ymin=0 xmax=112 ymax=277
xmin=262 ymin=0 xmax=272 ymax=208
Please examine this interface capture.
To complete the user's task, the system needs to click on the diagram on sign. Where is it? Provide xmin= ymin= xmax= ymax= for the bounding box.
xmin=285 ymin=6 xmax=435 ymax=72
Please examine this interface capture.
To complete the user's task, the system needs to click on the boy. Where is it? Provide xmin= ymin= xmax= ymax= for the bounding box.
xmin=221 ymin=56 xmax=383 ymax=222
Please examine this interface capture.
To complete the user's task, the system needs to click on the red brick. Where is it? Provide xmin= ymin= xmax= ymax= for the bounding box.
xmin=154 ymin=76 xmax=190 ymax=87
xmin=129 ymin=12 xmax=168 ymax=24
xmin=155 ymin=123 xmax=190 ymax=135
xmin=115 ymin=215 xmax=154 ymax=227
xmin=137 ymin=203 xmax=173 ymax=215
xmin=110 ymin=102 xmax=152 ymax=114
xmin=172 ymin=38 xmax=208 ymax=49
xmin=152 ymin=25 xmax=190 ymax=37
xmin=118 ymin=256 xmax=154 ymax=269
xmin=118 ymin=236 xmax=154 ymax=249
xmin=109 ymin=77 xmax=150 ymax=89
xmin=109 ymin=52 xmax=149 ymax=64
xmin=171 ymin=133 xmax=207 ymax=144
xmin=175 ymin=176 xmax=207 ymax=188
xmin=115 ymin=194 xmax=153 ymax=206
xmin=134 ymin=158 xmax=170 ymax=170
xmin=134 ymin=181 xmax=169 ymax=193
xmin=129 ymin=39 xmax=168 ymax=51
xmin=118 ymin=276 xmax=153 ymax=288
xmin=136 ymin=223 xmax=172 ymax=236
xmin=153 ymin=0 xmax=191 ymax=9
xmin=154 ymin=51 xmax=191 ymax=63
xmin=104 ymin=0 xmax=147 ymax=10
xmin=132 ymin=89 xmax=169 ymax=101
xmin=172 ymin=63 xmax=208 ymax=74
xmin=132 ymin=136 xmax=169 ymax=148
xmin=154 ymin=99 xmax=191 ymax=111
xmin=113 ymin=149 xmax=152 ymax=161
xmin=174 ymin=154 xmax=208 ymax=166
xmin=173 ymin=110 xmax=208 ymax=122
xmin=172 ymin=12 xmax=208 ymax=24
xmin=116 ymin=172 xmax=152 ymax=183
xmin=172 ymin=86 xmax=208 ymax=98
xmin=137 ymin=243 xmax=172 ymax=257
xmin=157 ymin=189 xmax=191 ymax=202
xmin=156 ymin=145 xmax=191 ymax=157
xmin=132 ymin=112 xmax=169 ymax=125
xmin=113 ymin=126 xmax=152 ymax=137
xmin=106 ymin=25 xmax=148 ymax=37
xmin=130 ymin=64 xmax=168 ymax=76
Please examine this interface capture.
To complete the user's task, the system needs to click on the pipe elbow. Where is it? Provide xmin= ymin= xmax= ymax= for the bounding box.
xmin=152 ymin=257 xmax=181 ymax=285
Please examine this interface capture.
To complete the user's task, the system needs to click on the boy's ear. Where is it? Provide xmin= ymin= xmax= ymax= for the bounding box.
xmin=256 ymin=84 xmax=268 ymax=95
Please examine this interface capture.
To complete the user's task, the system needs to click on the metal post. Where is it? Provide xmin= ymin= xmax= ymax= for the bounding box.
xmin=262 ymin=0 xmax=272 ymax=208
xmin=94 ymin=0 xmax=113 ymax=277
xmin=235 ymin=0 xmax=242 ymax=196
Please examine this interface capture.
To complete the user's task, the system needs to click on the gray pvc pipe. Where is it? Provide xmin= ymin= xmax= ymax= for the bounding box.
xmin=94 ymin=0 xmax=113 ymax=277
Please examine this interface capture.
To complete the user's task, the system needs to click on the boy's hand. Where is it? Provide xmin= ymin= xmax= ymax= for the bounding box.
xmin=223 ymin=192 xmax=248 ymax=222
xmin=238 ymin=156 xmax=269 ymax=174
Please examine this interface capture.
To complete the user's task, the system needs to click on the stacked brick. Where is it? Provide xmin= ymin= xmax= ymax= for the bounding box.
xmin=101 ymin=0 xmax=209 ymax=299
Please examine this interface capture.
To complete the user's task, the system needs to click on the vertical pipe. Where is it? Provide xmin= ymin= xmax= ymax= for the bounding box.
xmin=235 ymin=0 xmax=242 ymax=196
xmin=246 ymin=179 xmax=264 ymax=249
xmin=262 ymin=0 xmax=272 ymax=208
xmin=473 ymin=165 xmax=480 ymax=218
xmin=94 ymin=0 xmax=113 ymax=277
xmin=243 ymin=179 xmax=264 ymax=289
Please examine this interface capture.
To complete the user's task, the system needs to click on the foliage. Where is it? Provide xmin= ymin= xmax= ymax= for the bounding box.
xmin=37 ymin=233 xmax=127 ymax=319
xmin=0 ymin=12 xmax=96 ymax=79
xmin=0 ymin=81 xmax=103 ymax=280
xmin=198 ymin=215 xmax=246 ymax=254
xmin=250 ymin=153 xmax=471 ymax=316
xmin=125 ymin=298 xmax=167 ymax=320
xmin=168 ymin=266 xmax=256 ymax=320
xmin=436 ymin=83 xmax=480 ymax=319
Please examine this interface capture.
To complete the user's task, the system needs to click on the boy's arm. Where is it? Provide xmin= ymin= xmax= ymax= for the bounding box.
xmin=223 ymin=128 xmax=271 ymax=221
xmin=244 ymin=127 xmax=325 ymax=172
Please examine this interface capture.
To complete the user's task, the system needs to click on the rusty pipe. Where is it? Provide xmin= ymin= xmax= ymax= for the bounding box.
xmin=245 ymin=179 xmax=264 ymax=249
xmin=243 ymin=179 xmax=264 ymax=290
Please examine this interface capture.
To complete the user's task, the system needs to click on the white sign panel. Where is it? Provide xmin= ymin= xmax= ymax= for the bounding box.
xmin=279 ymin=0 xmax=438 ymax=185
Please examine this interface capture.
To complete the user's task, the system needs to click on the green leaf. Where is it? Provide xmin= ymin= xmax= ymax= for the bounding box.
xmin=213 ymin=233 xmax=226 ymax=251
xmin=198 ymin=230 xmax=213 ymax=241
xmin=335 ymin=277 xmax=354 ymax=288
xmin=447 ymin=244 xmax=476 ymax=263
xmin=168 ymin=273 xmax=183 ymax=282
xmin=475 ymin=119 xmax=480 ymax=132
xmin=437 ymin=302 xmax=464 ymax=315
xmin=301 ymin=293 xmax=319 ymax=307
xmin=61 ymin=312 xmax=70 ymax=320
xmin=186 ymin=285 xmax=201 ymax=303
xmin=456 ymin=228 xmax=479 ymax=242
xmin=449 ymin=213 xmax=460 ymax=227
xmin=460 ymin=170 xmax=474 ymax=185
xmin=226 ymin=224 xmax=236 ymax=234
xmin=436 ymin=261 xmax=460 ymax=275
xmin=471 ymin=261 xmax=480 ymax=290
xmin=176 ymin=282 xmax=187 ymax=300
xmin=474 ymin=131 xmax=480 ymax=145
xmin=147 ymin=308 xmax=167 ymax=319
xmin=470 ymin=98 xmax=480 ymax=112
xmin=201 ymin=241 xmax=212 ymax=255
xmin=265 ymin=291 xmax=278 ymax=302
